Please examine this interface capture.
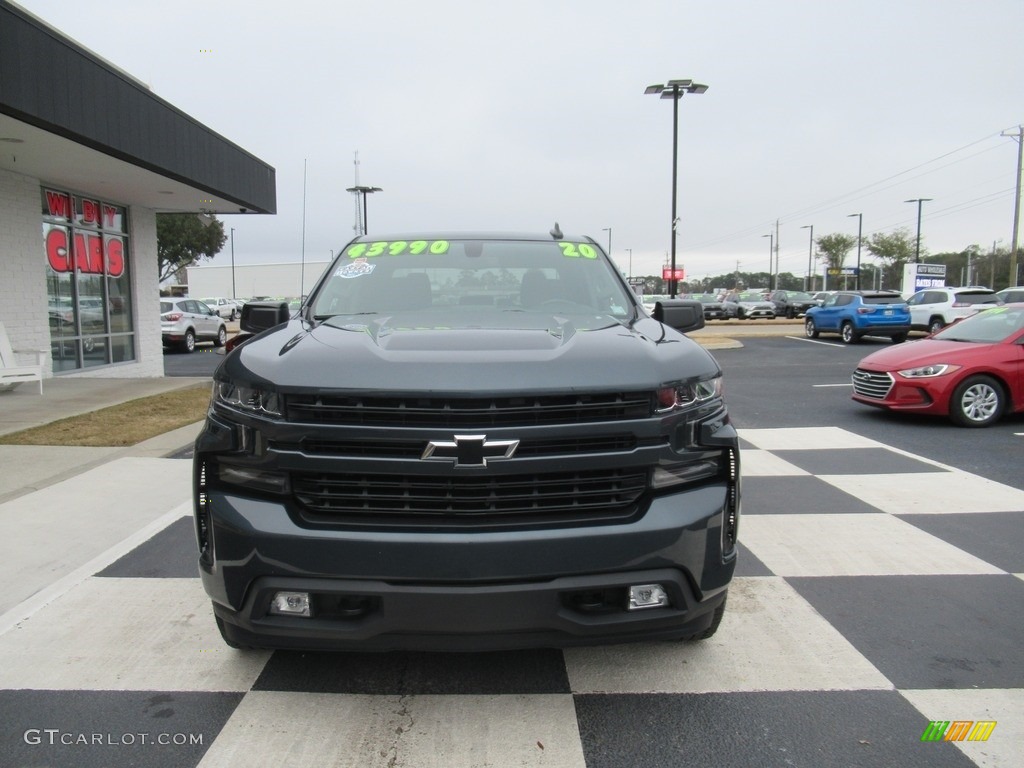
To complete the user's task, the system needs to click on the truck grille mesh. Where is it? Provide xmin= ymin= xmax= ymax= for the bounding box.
xmin=285 ymin=392 xmax=654 ymax=427
xmin=292 ymin=467 xmax=648 ymax=525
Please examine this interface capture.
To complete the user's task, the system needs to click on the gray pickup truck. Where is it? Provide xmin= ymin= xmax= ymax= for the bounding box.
xmin=193 ymin=229 xmax=740 ymax=651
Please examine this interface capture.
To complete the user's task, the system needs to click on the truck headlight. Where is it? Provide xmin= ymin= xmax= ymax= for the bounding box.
xmin=656 ymin=375 xmax=723 ymax=412
xmin=214 ymin=379 xmax=282 ymax=417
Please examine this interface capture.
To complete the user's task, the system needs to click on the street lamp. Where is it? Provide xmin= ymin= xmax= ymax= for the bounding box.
xmin=626 ymin=248 xmax=633 ymax=279
xmin=800 ymin=225 xmax=813 ymax=292
xmin=905 ymin=198 xmax=931 ymax=263
xmin=601 ymin=227 xmax=612 ymax=259
xmin=645 ymin=78 xmax=708 ymax=297
xmin=346 ymin=185 xmax=383 ymax=235
xmin=229 ymin=227 xmax=236 ymax=300
xmin=762 ymin=232 xmax=773 ymax=290
xmin=847 ymin=213 xmax=862 ymax=290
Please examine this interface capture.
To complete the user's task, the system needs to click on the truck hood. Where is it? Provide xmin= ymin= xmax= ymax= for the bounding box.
xmin=220 ymin=310 xmax=721 ymax=393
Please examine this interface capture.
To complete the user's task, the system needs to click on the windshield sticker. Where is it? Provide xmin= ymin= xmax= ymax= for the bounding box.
xmin=347 ymin=240 xmax=450 ymax=258
xmin=558 ymin=242 xmax=598 ymax=259
xmin=336 ymin=258 xmax=376 ymax=279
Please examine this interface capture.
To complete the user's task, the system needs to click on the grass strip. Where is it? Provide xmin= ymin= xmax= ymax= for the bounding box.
xmin=0 ymin=384 xmax=211 ymax=447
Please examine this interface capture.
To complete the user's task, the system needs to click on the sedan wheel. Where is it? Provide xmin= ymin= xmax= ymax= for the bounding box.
xmin=804 ymin=318 xmax=819 ymax=338
xmin=949 ymin=375 xmax=1004 ymax=427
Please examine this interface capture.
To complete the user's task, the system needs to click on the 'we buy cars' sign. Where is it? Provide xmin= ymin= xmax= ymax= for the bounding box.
xmin=43 ymin=190 xmax=125 ymax=277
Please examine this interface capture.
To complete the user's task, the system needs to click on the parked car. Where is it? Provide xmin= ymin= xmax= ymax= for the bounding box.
xmin=905 ymin=287 xmax=998 ymax=335
xmin=851 ymin=303 xmax=1024 ymax=427
xmin=160 ymin=298 xmax=227 ymax=352
xmin=684 ymin=293 xmax=729 ymax=320
xmin=721 ymin=291 xmax=776 ymax=319
xmin=768 ymin=290 xmax=817 ymax=318
xmin=812 ymin=290 xmax=836 ymax=307
xmin=804 ymin=290 xmax=911 ymax=344
xmin=996 ymin=286 xmax=1024 ymax=305
xmin=199 ymin=297 xmax=240 ymax=320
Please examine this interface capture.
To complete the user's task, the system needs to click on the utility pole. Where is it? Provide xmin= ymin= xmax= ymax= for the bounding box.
xmin=774 ymin=219 xmax=780 ymax=290
xmin=1003 ymin=126 xmax=1023 ymax=287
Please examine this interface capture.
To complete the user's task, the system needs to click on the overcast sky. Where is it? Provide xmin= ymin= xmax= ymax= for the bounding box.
xmin=16 ymin=0 xmax=1024 ymax=283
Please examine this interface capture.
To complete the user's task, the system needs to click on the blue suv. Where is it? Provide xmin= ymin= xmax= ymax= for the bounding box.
xmin=804 ymin=290 xmax=911 ymax=344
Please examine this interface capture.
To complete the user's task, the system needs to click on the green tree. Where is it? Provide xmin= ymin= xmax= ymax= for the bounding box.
xmin=864 ymin=227 xmax=916 ymax=289
xmin=157 ymin=213 xmax=227 ymax=283
xmin=816 ymin=233 xmax=857 ymax=288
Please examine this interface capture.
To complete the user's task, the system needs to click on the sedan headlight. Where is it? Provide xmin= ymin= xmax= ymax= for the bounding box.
xmin=897 ymin=364 xmax=961 ymax=379
xmin=656 ymin=375 xmax=724 ymax=412
xmin=214 ymin=379 xmax=282 ymax=417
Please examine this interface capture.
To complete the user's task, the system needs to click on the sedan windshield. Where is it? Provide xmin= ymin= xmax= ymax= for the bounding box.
xmin=311 ymin=238 xmax=635 ymax=321
xmin=934 ymin=306 xmax=1024 ymax=343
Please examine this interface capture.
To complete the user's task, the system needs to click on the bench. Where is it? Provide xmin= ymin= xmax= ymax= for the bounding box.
xmin=0 ymin=320 xmax=47 ymax=394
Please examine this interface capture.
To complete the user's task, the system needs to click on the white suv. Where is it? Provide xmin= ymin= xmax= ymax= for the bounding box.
xmin=906 ymin=287 xmax=998 ymax=334
xmin=199 ymin=297 xmax=239 ymax=320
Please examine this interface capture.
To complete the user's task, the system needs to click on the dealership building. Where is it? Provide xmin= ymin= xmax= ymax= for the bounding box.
xmin=0 ymin=0 xmax=276 ymax=380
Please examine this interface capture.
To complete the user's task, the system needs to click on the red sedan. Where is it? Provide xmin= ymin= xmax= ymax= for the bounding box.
xmin=851 ymin=303 xmax=1024 ymax=427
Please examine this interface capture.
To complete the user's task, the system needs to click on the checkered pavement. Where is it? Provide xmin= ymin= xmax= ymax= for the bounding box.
xmin=0 ymin=427 xmax=1020 ymax=767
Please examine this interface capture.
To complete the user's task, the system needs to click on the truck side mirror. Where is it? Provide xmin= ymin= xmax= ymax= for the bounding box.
xmin=654 ymin=299 xmax=706 ymax=334
xmin=240 ymin=301 xmax=291 ymax=333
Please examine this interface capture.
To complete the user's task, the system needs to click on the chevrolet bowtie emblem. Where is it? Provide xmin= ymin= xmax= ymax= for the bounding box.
xmin=421 ymin=434 xmax=520 ymax=468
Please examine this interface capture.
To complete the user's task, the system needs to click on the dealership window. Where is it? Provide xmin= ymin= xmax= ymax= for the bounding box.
xmin=42 ymin=189 xmax=135 ymax=372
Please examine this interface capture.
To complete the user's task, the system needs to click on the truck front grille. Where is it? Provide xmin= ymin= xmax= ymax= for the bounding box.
xmin=292 ymin=467 xmax=648 ymax=527
xmin=852 ymin=369 xmax=893 ymax=399
xmin=285 ymin=392 xmax=653 ymax=427
xmin=276 ymin=435 xmax=651 ymax=459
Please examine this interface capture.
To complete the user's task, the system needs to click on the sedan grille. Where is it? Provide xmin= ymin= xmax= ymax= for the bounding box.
xmin=292 ymin=468 xmax=648 ymax=527
xmin=852 ymin=369 xmax=893 ymax=399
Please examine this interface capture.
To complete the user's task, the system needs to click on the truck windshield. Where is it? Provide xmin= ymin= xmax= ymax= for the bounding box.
xmin=311 ymin=238 xmax=635 ymax=320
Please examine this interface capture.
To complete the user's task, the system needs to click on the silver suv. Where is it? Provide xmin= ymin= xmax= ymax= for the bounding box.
xmin=906 ymin=287 xmax=998 ymax=334
xmin=160 ymin=299 xmax=227 ymax=352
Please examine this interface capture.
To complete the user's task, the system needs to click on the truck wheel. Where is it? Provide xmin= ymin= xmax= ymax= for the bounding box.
xmin=215 ymin=615 xmax=258 ymax=650
xmin=949 ymin=375 xmax=1004 ymax=427
xmin=681 ymin=597 xmax=726 ymax=641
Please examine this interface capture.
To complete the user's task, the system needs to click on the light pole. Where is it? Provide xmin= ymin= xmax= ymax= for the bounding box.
xmin=800 ymin=225 xmax=814 ymax=292
xmin=847 ymin=213 xmax=862 ymax=290
xmin=626 ymin=248 xmax=633 ymax=279
xmin=346 ymin=185 xmax=383 ymax=235
xmin=602 ymin=227 xmax=612 ymax=260
xmin=645 ymin=79 xmax=708 ymax=297
xmin=762 ymin=233 xmax=773 ymax=290
xmin=229 ymin=227 xmax=236 ymax=300
xmin=905 ymin=198 xmax=931 ymax=263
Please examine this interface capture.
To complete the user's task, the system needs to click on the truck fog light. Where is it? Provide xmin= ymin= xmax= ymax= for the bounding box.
xmin=270 ymin=591 xmax=312 ymax=617
xmin=628 ymin=584 xmax=669 ymax=610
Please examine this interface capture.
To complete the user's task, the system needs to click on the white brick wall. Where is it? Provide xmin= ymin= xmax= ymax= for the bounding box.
xmin=0 ymin=167 xmax=164 ymax=378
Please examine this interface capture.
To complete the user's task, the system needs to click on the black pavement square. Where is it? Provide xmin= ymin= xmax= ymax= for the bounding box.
xmin=253 ymin=648 xmax=571 ymax=695
xmin=771 ymin=448 xmax=946 ymax=476
xmin=96 ymin=517 xmax=200 ymax=579
xmin=0 ymin=690 xmax=242 ymax=768
xmin=789 ymin=574 xmax=1024 ymax=689
xmin=574 ymin=690 xmax=976 ymax=768
xmin=733 ymin=541 xmax=772 ymax=577
xmin=743 ymin=475 xmax=881 ymax=515
xmin=898 ymin=512 xmax=1024 ymax=574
